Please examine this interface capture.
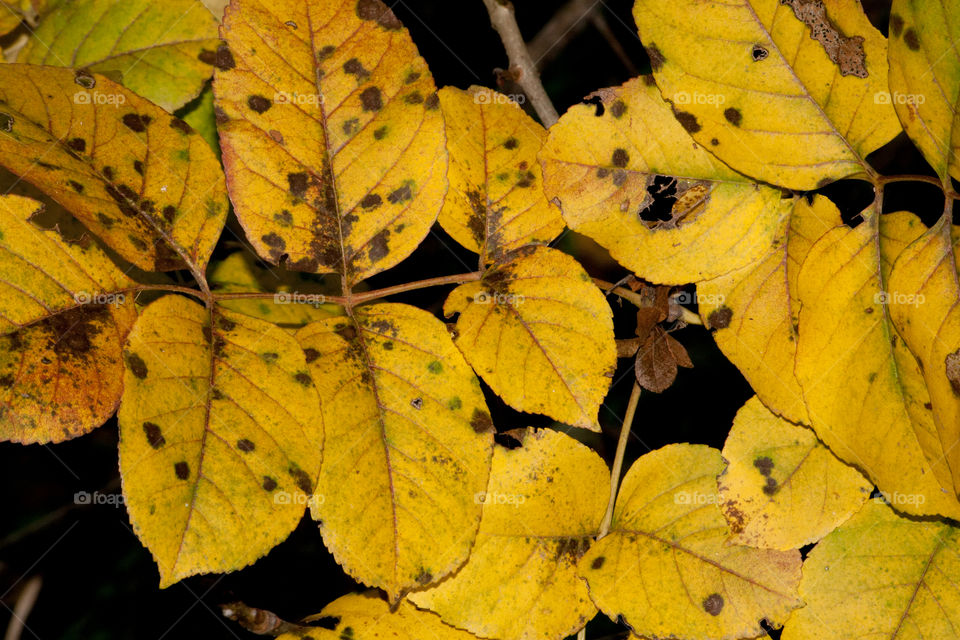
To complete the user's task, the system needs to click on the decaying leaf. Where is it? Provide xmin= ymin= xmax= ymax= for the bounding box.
xmin=444 ymin=246 xmax=616 ymax=430
xmin=633 ymin=0 xmax=900 ymax=189
xmin=782 ymin=501 xmax=960 ymax=640
xmin=0 ymin=194 xmax=137 ymax=443
xmin=214 ymin=0 xmax=446 ymax=285
xmin=297 ymin=303 xmax=493 ymax=601
xmin=17 ymin=0 xmax=221 ymax=111
xmin=719 ymin=396 xmax=872 ymax=550
xmin=579 ymin=444 xmax=802 ymax=640
xmin=0 ymin=64 xmax=228 ymax=273
xmin=634 ymin=324 xmax=693 ymax=393
xmin=118 ymin=295 xmax=322 ymax=587
xmin=540 ymin=77 xmax=786 ymax=284
xmin=410 ymin=428 xmax=607 ymax=640
xmin=436 ymin=86 xmax=563 ymax=263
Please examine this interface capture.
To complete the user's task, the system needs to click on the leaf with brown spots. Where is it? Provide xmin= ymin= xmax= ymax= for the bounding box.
xmin=540 ymin=77 xmax=786 ymax=284
xmin=444 ymin=246 xmax=616 ymax=431
xmin=718 ymin=397 xmax=871 ymax=549
xmin=435 ymin=86 xmax=563 ymax=263
xmin=214 ymin=0 xmax=446 ymax=286
xmin=632 ymin=0 xmax=900 ymax=189
xmin=579 ymin=444 xmax=802 ymax=640
xmin=0 ymin=194 xmax=137 ymax=443
xmin=0 ymin=64 xmax=228 ymax=273
xmin=118 ymin=295 xmax=322 ymax=587
xmin=209 ymin=251 xmax=342 ymax=326
xmin=296 ymin=303 xmax=493 ymax=602
xmin=410 ymin=428 xmax=607 ymax=640
xmin=887 ymin=0 xmax=960 ymax=187
xmin=633 ymin=324 xmax=692 ymax=393
xmin=16 ymin=0 xmax=220 ymax=111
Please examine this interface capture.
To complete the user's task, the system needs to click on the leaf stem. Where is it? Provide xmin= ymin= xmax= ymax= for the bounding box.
xmin=597 ymin=380 xmax=641 ymax=538
xmin=591 ymin=278 xmax=703 ymax=326
xmin=481 ymin=0 xmax=560 ymax=127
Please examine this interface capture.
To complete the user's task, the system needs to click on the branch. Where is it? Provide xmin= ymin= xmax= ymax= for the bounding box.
xmin=598 ymin=381 xmax=642 ymax=538
xmin=221 ymin=602 xmax=316 ymax=636
xmin=481 ymin=0 xmax=559 ymax=127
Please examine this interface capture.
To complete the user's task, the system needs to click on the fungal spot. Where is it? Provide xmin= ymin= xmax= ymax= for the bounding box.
xmin=0 ymin=374 xmax=14 ymax=388
xmin=516 ymin=171 xmax=535 ymax=188
xmin=781 ymin=0 xmax=867 ymax=77
xmin=274 ymin=210 xmax=293 ymax=225
xmin=946 ymin=349 xmax=960 ymax=396
xmin=447 ymin=396 xmax=462 ymax=411
xmin=133 ymin=160 xmax=144 ymax=175
xmin=612 ymin=169 xmax=627 ymax=187
xmin=405 ymin=71 xmax=420 ymax=84
xmin=0 ymin=113 xmax=12 ymax=132
xmin=710 ymin=138 xmax=719 ymax=146
xmin=415 ymin=570 xmax=432 ymax=584
xmin=214 ymin=106 xmax=229 ymax=124
xmin=303 ymin=347 xmax=320 ymax=363
xmin=356 ymin=0 xmax=402 ymax=30
xmin=285 ymin=20 xmax=297 ymax=28
xmin=69 ymin=180 xmax=85 ymax=193
xmin=425 ymin=93 xmax=440 ymax=110
xmin=269 ymin=129 xmax=285 ymax=144
xmin=702 ymin=593 xmax=723 ymax=616
xmin=753 ymin=456 xmax=774 ymax=476
xmin=708 ymin=306 xmax=733 ymax=329
xmin=470 ymin=408 xmax=495 ymax=434
xmin=343 ymin=58 xmax=369 ymax=79
xmin=126 ymin=352 xmax=148 ymax=379
xmin=174 ymin=461 xmax=190 ymax=480
xmin=103 ymin=166 xmax=115 ymax=180
xmin=382 ymin=341 xmax=393 ymax=350
xmin=610 ymin=100 xmax=627 ymax=118
xmin=591 ymin=556 xmax=605 ymax=569
xmin=262 ymin=232 xmax=286 ymax=253
xmin=341 ymin=627 xmax=355 ymax=640
xmin=388 ymin=184 xmax=412 ymax=204
xmin=763 ymin=476 xmax=779 ymax=495
xmin=163 ymin=205 xmax=177 ymax=223
xmin=289 ymin=466 xmax=313 ymax=493
xmin=673 ymin=110 xmax=701 ymax=133
xmin=214 ymin=43 xmax=235 ymax=70
xmin=612 ymin=148 xmax=629 ymax=168
xmin=373 ymin=125 xmax=388 ymax=139
xmin=889 ymin=14 xmax=904 ymax=37
xmin=925 ymin=402 xmax=933 ymax=410
xmin=67 ymin=138 xmax=86 ymax=153
xmin=336 ymin=324 xmax=357 ymax=340
xmin=411 ymin=397 xmax=423 ymax=410
xmin=218 ymin=316 xmax=237 ymax=332
xmin=427 ymin=360 xmax=442 ymax=374
xmin=122 ymin=113 xmax=151 ymax=132
xmin=74 ymin=70 xmax=96 ymax=88
xmin=97 ymin=213 xmax=114 ymax=228
xmin=343 ymin=118 xmax=360 ymax=135
xmin=248 ymin=95 xmax=272 ymax=113
xmin=645 ymin=43 xmax=665 ymax=71
xmin=295 ymin=372 xmax=312 ymax=387
xmin=358 ymin=193 xmax=382 ymax=211
xmin=288 ymin=172 xmax=310 ymax=198
xmin=596 ymin=168 xmax=610 ymax=179
xmin=903 ymin=27 xmax=920 ymax=51
xmin=368 ymin=229 xmax=390 ymax=262
xmin=751 ymin=45 xmax=768 ymax=61
xmin=404 ymin=91 xmax=424 ymax=104
xmin=143 ymin=422 xmax=165 ymax=449
xmin=237 ymin=438 xmax=255 ymax=452
xmin=262 ymin=476 xmax=277 ymax=491
xmin=724 ymin=107 xmax=742 ymax=126
xmin=360 ymin=86 xmax=383 ymax=111
xmin=504 ymin=137 xmax=519 ymax=149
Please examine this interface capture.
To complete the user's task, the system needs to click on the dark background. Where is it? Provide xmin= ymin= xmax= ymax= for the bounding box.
xmin=0 ymin=0 xmax=949 ymax=638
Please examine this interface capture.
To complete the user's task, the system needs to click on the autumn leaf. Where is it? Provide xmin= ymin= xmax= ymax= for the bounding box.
xmin=410 ymin=428 xmax=607 ymax=640
xmin=436 ymin=86 xmax=563 ymax=263
xmin=444 ymin=245 xmax=616 ymax=430
xmin=0 ymin=194 xmax=137 ymax=443
xmin=209 ymin=251 xmax=341 ymax=326
xmin=277 ymin=592 xmax=480 ymax=640
xmin=633 ymin=0 xmax=900 ymax=189
xmin=887 ymin=0 xmax=960 ymax=187
xmin=634 ymin=324 xmax=693 ymax=393
xmin=781 ymin=501 xmax=960 ymax=640
xmin=16 ymin=0 xmax=221 ymax=111
xmin=0 ymin=64 xmax=228 ymax=273
xmin=579 ymin=444 xmax=801 ymax=640
xmin=795 ymin=210 xmax=960 ymax=518
xmin=887 ymin=218 xmax=960 ymax=505
xmin=698 ymin=195 xmax=842 ymax=425
xmin=718 ymin=396 xmax=872 ymax=550
xmin=297 ymin=303 xmax=493 ymax=601
xmin=540 ymin=76 xmax=786 ymax=284
xmin=118 ymin=295 xmax=322 ymax=587
xmin=214 ymin=0 xmax=446 ymax=285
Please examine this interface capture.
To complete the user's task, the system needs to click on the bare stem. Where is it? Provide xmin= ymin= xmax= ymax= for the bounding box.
xmin=598 ymin=381 xmax=642 ymax=538
xmin=481 ymin=0 xmax=560 ymax=127
xmin=591 ymin=278 xmax=703 ymax=326
xmin=221 ymin=602 xmax=315 ymax=636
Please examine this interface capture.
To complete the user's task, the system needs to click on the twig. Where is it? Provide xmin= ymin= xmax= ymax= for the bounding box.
xmin=591 ymin=278 xmax=703 ymax=325
xmin=527 ymin=0 xmax=597 ymax=68
xmin=598 ymin=381 xmax=642 ymax=538
xmin=481 ymin=0 xmax=559 ymax=127
xmin=4 ymin=575 xmax=42 ymax=640
xmin=221 ymin=602 xmax=315 ymax=636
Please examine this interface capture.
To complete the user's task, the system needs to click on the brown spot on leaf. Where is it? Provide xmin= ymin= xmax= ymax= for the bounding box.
xmin=295 ymin=372 xmax=312 ymax=387
xmin=516 ymin=170 xmax=535 ymax=188
xmin=360 ymin=193 xmax=382 ymax=209
xmin=411 ymin=397 xmax=423 ymax=410
xmin=122 ymin=113 xmax=151 ymax=132
xmin=763 ymin=476 xmax=779 ymax=495
xmin=946 ymin=349 xmax=960 ymax=396
xmin=174 ymin=461 xmax=190 ymax=480
xmin=724 ymin=107 xmax=742 ymax=126
xmin=646 ymin=43 xmax=665 ymax=71
xmin=0 ymin=112 xmax=12 ymax=132
xmin=702 ymin=593 xmax=723 ymax=616
xmin=404 ymin=91 xmax=423 ymax=104
xmin=405 ymin=71 xmax=421 ymax=84
xmin=126 ymin=352 xmax=148 ymax=379
xmin=416 ymin=570 xmax=432 ymax=585
xmin=751 ymin=45 xmax=768 ymax=61
xmin=248 ymin=95 xmax=272 ymax=113
xmin=74 ymin=69 xmax=96 ymax=88
xmin=673 ymin=110 xmax=701 ymax=133
xmin=237 ymin=438 xmax=255 ymax=452
xmin=373 ymin=125 xmax=388 ymax=139
xmin=612 ymin=148 xmax=629 ymax=168
xmin=343 ymin=58 xmax=369 ymax=79
xmin=470 ymin=408 xmax=494 ymax=434
xmin=610 ymin=99 xmax=627 ymax=118
xmin=754 ymin=456 xmax=774 ymax=476
xmin=336 ymin=324 xmax=357 ymax=340
xmin=591 ymin=556 xmax=605 ymax=569
xmin=360 ymin=86 xmax=383 ymax=111
xmin=368 ymin=229 xmax=390 ymax=262
xmin=68 ymin=180 xmax=84 ymax=193
xmin=143 ymin=422 xmax=165 ymax=449
xmin=425 ymin=93 xmax=440 ymax=110
xmin=387 ymin=184 xmax=412 ymax=204
xmin=596 ymin=167 xmax=610 ymax=179
xmin=903 ymin=27 xmax=920 ymax=51
xmin=781 ymin=0 xmax=867 ymax=77
xmin=288 ymin=172 xmax=310 ymax=198
xmin=133 ymin=160 xmax=144 ymax=175
xmin=356 ymin=0 xmax=402 ymax=29
xmin=889 ymin=14 xmax=904 ymax=37
xmin=303 ymin=347 xmax=320 ymax=363
xmin=262 ymin=476 xmax=277 ymax=491
xmin=289 ymin=466 xmax=313 ymax=493
xmin=708 ymin=306 xmax=733 ymax=329
xmin=214 ymin=44 xmax=235 ymax=70
xmin=504 ymin=137 xmax=519 ymax=149
xmin=170 ymin=117 xmax=192 ymax=134
xmin=67 ymin=138 xmax=86 ymax=153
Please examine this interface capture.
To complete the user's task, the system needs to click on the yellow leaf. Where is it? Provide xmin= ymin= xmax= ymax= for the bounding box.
xmin=437 ymin=86 xmax=563 ymax=263
xmin=698 ymin=195 xmax=842 ymax=425
xmin=277 ymin=592 xmax=480 ymax=640
xmin=887 ymin=0 xmax=960 ymax=186
xmin=209 ymin=251 xmax=342 ymax=326
xmin=214 ymin=0 xmax=446 ymax=285
xmin=887 ymin=219 xmax=960 ymax=503
xmin=718 ymin=396 xmax=872 ymax=549
xmin=540 ymin=76 xmax=786 ymax=284
xmin=0 ymin=64 xmax=228 ymax=272
xmin=782 ymin=501 xmax=960 ymax=640
xmin=410 ymin=428 xmax=608 ymax=640
xmin=795 ymin=211 xmax=960 ymax=518
xmin=17 ymin=0 xmax=220 ymax=111
xmin=118 ymin=295 xmax=322 ymax=587
xmin=0 ymin=194 xmax=136 ymax=443
xmin=296 ymin=303 xmax=493 ymax=601
xmin=579 ymin=444 xmax=802 ymax=640
xmin=633 ymin=0 xmax=900 ymax=189
xmin=444 ymin=246 xmax=616 ymax=430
